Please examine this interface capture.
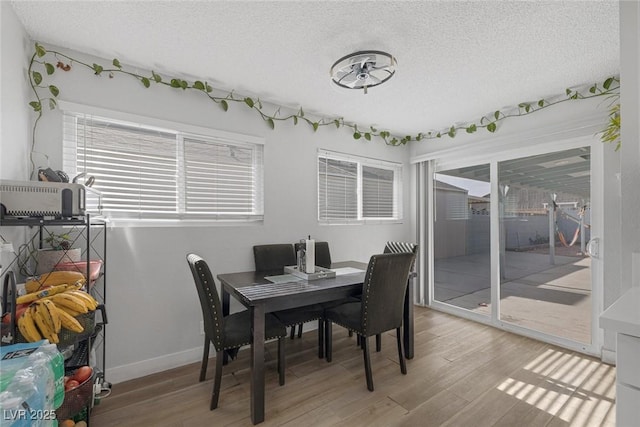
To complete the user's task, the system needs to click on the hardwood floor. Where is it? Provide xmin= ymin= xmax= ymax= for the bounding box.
xmin=91 ymin=307 xmax=616 ymax=426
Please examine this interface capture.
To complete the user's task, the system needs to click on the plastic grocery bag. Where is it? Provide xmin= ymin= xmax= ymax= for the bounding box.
xmin=0 ymin=340 xmax=64 ymax=426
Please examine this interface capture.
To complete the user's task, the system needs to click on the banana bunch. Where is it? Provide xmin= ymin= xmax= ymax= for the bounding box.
xmin=16 ymin=288 xmax=99 ymax=343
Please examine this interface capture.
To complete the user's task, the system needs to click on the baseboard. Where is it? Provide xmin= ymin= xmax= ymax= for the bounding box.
xmin=106 ymin=346 xmax=202 ymax=384
xmin=601 ymin=348 xmax=617 ymax=365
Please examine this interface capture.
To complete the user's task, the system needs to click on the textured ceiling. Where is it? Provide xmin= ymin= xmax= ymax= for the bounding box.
xmin=10 ymin=0 xmax=619 ymax=137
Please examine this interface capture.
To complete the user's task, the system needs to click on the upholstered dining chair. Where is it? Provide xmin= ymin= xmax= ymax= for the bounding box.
xmin=186 ymin=253 xmax=287 ymax=410
xmin=324 ymin=251 xmax=416 ymax=391
xmin=253 ymin=244 xmax=325 ymax=354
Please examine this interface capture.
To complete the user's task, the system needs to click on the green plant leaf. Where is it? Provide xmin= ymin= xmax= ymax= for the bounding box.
xmin=390 ymin=137 xmax=398 ymax=145
xmin=487 ymin=122 xmax=497 ymax=132
xmin=364 ymin=133 xmax=371 ymax=141
xmin=170 ymin=79 xmax=181 ymax=88
xmin=205 ymin=83 xmax=213 ymax=93
xmin=220 ymin=99 xmax=228 ymax=111
xmin=92 ymin=63 xmax=103 ymax=75
xmin=299 ymin=107 xmax=305 ymax=117
xmin=538 ymin=99 xmax=544 ymax=107
xmin=45 ymin=63 xmax=55 ymax=75
xmin=466 ymin=124 xmax=477 ymax=133
xmin=566 ymin=88 xmax=572 ymax=96
xmin=416 ymin=133 xmax=423 ymax=141
xmin=293 ymin=115 xmax=298 ymax=125
xmin=524 ymin=104 xmax=531 ymax=113
xmin=152 ymin=71 xmax=162 ymax=83
xmin=494 ymin=111 xmax=500 ymax=120
xmin=312 ymin=122 xmax=319 ymax=132
xmin=370 ymin=126 xmax=378 ymax=133
xmin=32 ymin=71 xmax=42 ymax=85
xmin=113 ymin=58 xmax=122 ymax=69
xmin=334 ymin=119 xmax=340 ymax=128
xmin=29 ymin=101 xmax=41 ymax=112
xmin=49 ymin=85 xmax=59 ymax=97
xmin=35 ymin=43 xmax=46 ymax=57
xmin=180 ymin=80 xmax=188 ymax=89
xmin=603 ymin=77 xmax=614 ymax=90
xmin=589 ymin=85 xmax=597 ymax=94
xmin=448 ymin=126 xmax=456 ymax=138
xmin=267 ymin=118 xmax=275 ymax=129
xmin=436 ymin=132 xmax=442 ymax=138
xmin=49 ymin=98 xmax=57 ymax=110
xmin=244 ymin=97 xmax=254 ymax=108
xmin=141 ymin=77 xmax=150 ymax=88
xmin=193 ymin=81 xmax=205 ymax=90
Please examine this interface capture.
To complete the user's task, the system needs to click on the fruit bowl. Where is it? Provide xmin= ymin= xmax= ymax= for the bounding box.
xmin=54 ymin=260 xmax=103 ymax=283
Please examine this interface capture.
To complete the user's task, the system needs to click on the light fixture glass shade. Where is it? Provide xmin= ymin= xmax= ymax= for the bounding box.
xmin=330 ymin=50 xmax=396 ymax=94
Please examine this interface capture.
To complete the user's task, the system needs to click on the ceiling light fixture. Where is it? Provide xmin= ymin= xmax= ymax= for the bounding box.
xmin=330 ymin=50 xmax=397 ymax=94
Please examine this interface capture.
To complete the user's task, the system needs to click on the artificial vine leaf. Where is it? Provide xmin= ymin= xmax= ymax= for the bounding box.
xmin=141 ymin=77 xmax=151 ymax=88
xmin=293 ymin=115 xmax=298 ymax=125
xmin=180 ymin=80 xmax=188 ymax=89
xmin=391 ymin=137 xmax=398 ymax=145
xmin=603 ymin=77 xmax=613 ymax=90
xmin=487 ymin=122 xmax=497 ymax=132
xmin=267 ymin=118 xmax=275 ymax=129
xmin=49 ymin=99 xmax=57 ymax=110
xmin=193 ymin=81 xmax=205 ymax=90
xmin=494 ymin=111 xmax=500 ymax=120
xmin=538 ymin=99 xmax=544 ymax=107
xmin=205 ymin=83 xmax=213 ymax=93
xmin=152 ymin=71 xmax=162 ymax=83
xmin=589 ymin=85 xmax=597 ymax=94
xmin=312 ymin=122 xmax=319 ymax=132
xmin=45 ymin=63 xmax=55 ymax=75
xmin=299 ymin=107 xmax=305 ymax=117
xmin=416 ymin=133 xmax=423 ymax=141
xmin=370 ymin=126 xmax=378 ymax=133
xmin=244 ymin=97 xmax=254 ymax=108
xmin=32 ymin=71 xmax=42 ymax=85
xmin=364 ymin=133 xmax=371 ymax=141
xmin=436 ymin=133 xmax=442 ymax=138
xmin=49 ymin=85 xmax=59 ymax=97
xmin=448 ymin=126 xmax=456 ymax=138
xmin=524 ymin=104 xmax=531 ymax=113
xmin=92 ymin=64 xmax=103 ymax=75
xmin=466 ymin=124 xmax=477 ymax=133
xmin=220 ymin=99 xmax=229 ymax=111
xmin=334 ymin=119 xmax=340 ymax=128
xmin=170 ymin=79 xmax=181 ymax=88
xmin=566 ymin=88 xmax=572 ymax=96
xmin=113 ymin=59 xmax=122 ymax=69
xmin=35 ymin=43 xmax=46 ymax=57
xmin=29 ymin=101 xmax=41 ymax=112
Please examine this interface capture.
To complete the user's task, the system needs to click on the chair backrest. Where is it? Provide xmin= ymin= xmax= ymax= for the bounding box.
xmin=294 ymin=241 xmax=332 ymax=268
xmin=384 ymin=241 xmax=418 ymax=270
xmin=360 ymin=252 xmax=416 ymax=336
xmin=253 ymin=244 xmax=296 ymax=272
xmin=186 ymin=253 xmax=224 ymax=352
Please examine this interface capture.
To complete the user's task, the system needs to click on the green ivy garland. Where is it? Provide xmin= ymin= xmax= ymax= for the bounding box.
xmin=27 ymin=42 xmax=620 ymax=173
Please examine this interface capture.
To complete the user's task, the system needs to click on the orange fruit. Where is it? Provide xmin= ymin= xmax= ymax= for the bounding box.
xmin=60 ymin=420 xmax=75 ymax=427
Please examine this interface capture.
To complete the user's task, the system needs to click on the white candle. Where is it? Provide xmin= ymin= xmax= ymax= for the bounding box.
xmin=306 ymin=238 xmax=315 ymax=274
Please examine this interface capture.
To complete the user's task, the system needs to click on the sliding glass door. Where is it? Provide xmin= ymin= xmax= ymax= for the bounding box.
xmin=428 ymin=145 xmax=598 ymax=351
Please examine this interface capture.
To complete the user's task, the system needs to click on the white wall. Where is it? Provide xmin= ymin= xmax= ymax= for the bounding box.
xmin=0 ymin=2 xmax=31 ymax=179
xmin=16 ymin=44 xmax=412 ymax=382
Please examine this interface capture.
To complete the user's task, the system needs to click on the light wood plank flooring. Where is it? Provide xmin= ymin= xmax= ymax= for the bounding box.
xmin=91 ymin=307 xmax=616 ymax=426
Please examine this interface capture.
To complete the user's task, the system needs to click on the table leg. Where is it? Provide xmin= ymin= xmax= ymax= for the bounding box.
xmin=250 ymin=305 xmax=265 ymax=424
xmin=403 ymin=278 xmax=414 ymax=359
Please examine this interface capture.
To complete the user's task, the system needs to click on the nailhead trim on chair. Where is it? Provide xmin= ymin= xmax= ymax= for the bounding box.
xmin=197 ymin=263 xmax=224 ymax=351
xmin=361 ymin=256 xmax=376 ymax=334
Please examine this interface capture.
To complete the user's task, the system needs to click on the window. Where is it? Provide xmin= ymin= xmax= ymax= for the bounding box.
xmin=318 ymin=150 xmax=402 ymax=223
xmin=62 ymin=110 xmax=264 ymax=221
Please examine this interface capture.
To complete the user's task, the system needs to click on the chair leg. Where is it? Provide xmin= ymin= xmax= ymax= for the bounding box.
xmin=297 ymin=323 xmax=304 ymax=338
xmin=318 ymin=319 xmax=324 ymax=359
xmin=348 ymin=330 xmax=353 ymax=337
xmin=376 ymin=334 xmax=382 ymax=352
xmin=396 ymin=327 xmax=407 ymax=375
xmin=326 ymin=322 xmax=332 ymax=361
xmin=289 ymin=325 xmax=296 ymax=339
xmin=362 ymin=336 xmax=374 ymax=391
xmin=278 ymin=337 xmax=285 ymax=386
xmin=356 ymin=334 xmax=361 ymax=347
xmin=199 ymin=335 xmax=209 ymax=382
xmin=211 ymin=350 xmax=224 ymax=410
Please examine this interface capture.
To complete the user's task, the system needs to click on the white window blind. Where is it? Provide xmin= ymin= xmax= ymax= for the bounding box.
xmin=318 ymin=150 xmax=402 ymax=223
xmin=63 ymin=111 xmax=264 ymax=221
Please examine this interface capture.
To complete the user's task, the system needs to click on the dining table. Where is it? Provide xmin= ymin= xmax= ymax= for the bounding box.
xmin=217 ymin=260 xmax=415 ymax=425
